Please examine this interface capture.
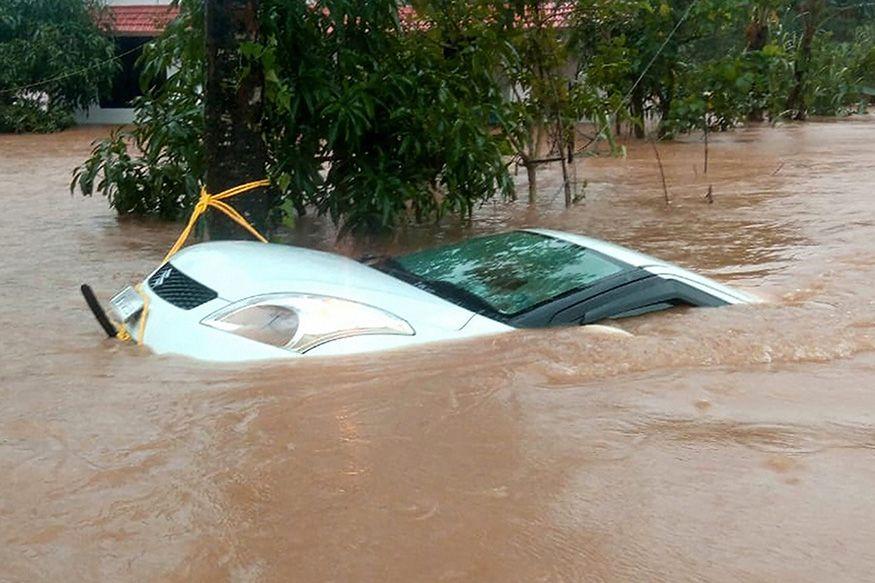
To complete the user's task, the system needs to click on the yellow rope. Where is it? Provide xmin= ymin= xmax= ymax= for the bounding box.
xmin=113 ymin=284 xmax=150 ymax=345
xmin=116 ymin=324 xmax=131 ymax=342
xmin=135 ymin=283 xmax=150 ymax=345
xmin=161 ymin=179 xmax=271 ymax=264
xmin=111 ymin=179 xmax=270 ymax=345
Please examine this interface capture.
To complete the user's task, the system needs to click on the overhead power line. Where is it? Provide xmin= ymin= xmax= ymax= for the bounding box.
xmin=0 ymin=44 xmax=144 ymax=97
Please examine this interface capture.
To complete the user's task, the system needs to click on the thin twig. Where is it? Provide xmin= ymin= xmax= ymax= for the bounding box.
xmin=703 ymin=119 xmax=709 ymax=175
xmin=771 ymin=161 xmax=785 ymax=176
xmin=650 ymin=138 xmax=670 ymax=205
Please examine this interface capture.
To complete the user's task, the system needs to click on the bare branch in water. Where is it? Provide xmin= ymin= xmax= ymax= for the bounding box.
xmin=650 ymin=139 xmax=670 ymax=206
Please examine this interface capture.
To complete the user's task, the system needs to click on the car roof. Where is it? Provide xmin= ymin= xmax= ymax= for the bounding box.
xmin=524 ymin=228 xmax=757 ymax=305
xmin=523 ymin=228 xmax=668 ymax=268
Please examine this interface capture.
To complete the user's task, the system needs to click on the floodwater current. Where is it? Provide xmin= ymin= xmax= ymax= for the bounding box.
xmin=2 ymin=118 xmax=875 ymax=581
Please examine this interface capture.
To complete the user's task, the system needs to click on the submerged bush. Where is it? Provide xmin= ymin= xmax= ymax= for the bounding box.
xmin=663 ymin=43 xmax=797 ymax=134
xmin=0 ymin=0 xmax=116 ymax=133
xmin=0 ymin=100 xmax=75 ymax=134
xmin=805 ymin=25 xmax=874 ymax=116
xmin=572 ymin=0 xmax=874 ymax=136
xmin=74 ymin=3 xmax=204 ymax=219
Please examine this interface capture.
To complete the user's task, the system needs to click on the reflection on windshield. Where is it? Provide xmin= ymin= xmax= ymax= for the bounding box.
xmin=391 ymin=231 xmax=624 ymax=315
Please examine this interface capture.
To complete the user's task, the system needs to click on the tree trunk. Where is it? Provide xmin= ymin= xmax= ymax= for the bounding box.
xmin=556 ymin=120 xmax=572 ymax=206
xmin=786 ymin=0 xmax=824 ymax=121
xmin=745 ymin=11 xmax=768 ymax=52
xmin=204 ymin=0 xmax=274 ymax=240
xmin=746 ymin=6 xmax=770 ymax=122
xmin=657 ymin=75 xmax=674 ymax=138
xmin=525 ymin=161 xmax=538 ymax=204
xmin=631 ymin=89 xmax=646 ymax=139
xmin=560 ymin=154 xmax=572 ymax=207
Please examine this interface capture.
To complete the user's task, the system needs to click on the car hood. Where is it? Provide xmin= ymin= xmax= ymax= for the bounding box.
xmin=162 ymin=241 xmax=477 ymax=330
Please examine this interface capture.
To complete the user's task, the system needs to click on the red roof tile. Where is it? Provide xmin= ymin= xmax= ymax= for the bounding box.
xmin=97 ymin=3 xmax=569 ymax=37
xmin=99 ymin=5 xmax=180 ymax=36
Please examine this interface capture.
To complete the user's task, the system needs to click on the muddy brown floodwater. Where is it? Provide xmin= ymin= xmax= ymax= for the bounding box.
xmin=2 ymin=118 xmax=875 ymax=582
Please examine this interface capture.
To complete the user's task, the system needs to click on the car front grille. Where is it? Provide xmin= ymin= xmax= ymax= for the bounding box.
xmin=147 ymin=263 xmax=218 ymax=310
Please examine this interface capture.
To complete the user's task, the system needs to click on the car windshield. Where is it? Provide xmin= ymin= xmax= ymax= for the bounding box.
xmin=380 ymin=231 xmax=626 ymax=316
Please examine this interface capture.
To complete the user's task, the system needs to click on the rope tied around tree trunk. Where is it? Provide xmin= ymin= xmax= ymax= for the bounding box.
xmin=161 ymin=179 xmax=271 ymax=264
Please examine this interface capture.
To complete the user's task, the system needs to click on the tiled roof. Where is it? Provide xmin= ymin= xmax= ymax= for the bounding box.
xmin=99 ymin=5 xmax=180 ymax=36
xmin=97 ymin=3 xmax=569 ymax=37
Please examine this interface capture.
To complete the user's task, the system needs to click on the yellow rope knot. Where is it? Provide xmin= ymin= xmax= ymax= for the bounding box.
xmin=161 ymin=179 xmax=271 ymax=264
xmin=193 ymin=189 xmax=212 ymax=214
xmin=113 ymin=179 xmax=270 ymax=346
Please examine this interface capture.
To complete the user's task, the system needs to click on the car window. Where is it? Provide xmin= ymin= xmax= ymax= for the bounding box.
xmin=608 ymin=301 xmax=681 ymax=320
xmin=553 ymin=277 xmax=727 ymax=326
xmin=388 ymin=231 xmax=626 ymax=316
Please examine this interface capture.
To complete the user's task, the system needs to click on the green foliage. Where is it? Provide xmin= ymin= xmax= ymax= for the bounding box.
xmin=75 ymin=0 xmax=875 ymax=230
xmin=572 ymin=0 xmax=744 ymax=136
xmin=572 ymin=0 xmax=874 ymax=134
xmin=501 ymin=3 xmax=575 ymax=144
xmin=805 ymin=26 xmax=874 ymax=115
xmin=77 ymin=0 xmax=517 ymax=233
xmin=662 ymin=42 xmax=796 ymax=133
xmin=260 ymin=0 xmax=515 ymax=232
xmin=0 ymin=99 xmax=75 ymax=133
xmin=0 ymin=0 xmax=116 ymax=133
xmin=74 ymin=1 xmax=204 ymax=218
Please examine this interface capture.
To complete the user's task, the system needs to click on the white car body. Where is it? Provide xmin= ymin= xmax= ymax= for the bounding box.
xmin=113 ymin=229 xmax=756 ymax=362
xmin=530 ymin=229 xmax=751 ymax=305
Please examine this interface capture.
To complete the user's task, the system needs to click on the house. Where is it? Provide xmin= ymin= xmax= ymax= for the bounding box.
xmin=77 ymin=1 xmax=574 ymax=125
xmin=75 ymin=0 xmax=178 ymax=124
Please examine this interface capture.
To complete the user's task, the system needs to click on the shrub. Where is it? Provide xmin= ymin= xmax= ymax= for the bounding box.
xmin=0 ymin=0 xmax=116 ymax=133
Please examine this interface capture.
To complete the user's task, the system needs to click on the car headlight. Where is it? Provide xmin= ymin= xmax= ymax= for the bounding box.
xmin=200 ymin=293 xmax=414 ymax=353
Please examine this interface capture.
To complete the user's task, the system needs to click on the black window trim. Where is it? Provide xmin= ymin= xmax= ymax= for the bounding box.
xmin=373 ymin=230 xmax=638 ymax=324
xmin=548 ymin=276 xmax=729 ymax=327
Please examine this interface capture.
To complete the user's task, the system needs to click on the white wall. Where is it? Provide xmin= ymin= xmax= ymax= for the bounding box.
xmin=75 ymin=106 xmax=135 ymax=125
xmin=76 ymin=1 xmax=174 ymax=124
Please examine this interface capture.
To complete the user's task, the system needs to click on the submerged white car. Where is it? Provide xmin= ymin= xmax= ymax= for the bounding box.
xmin=89 ymin=229 xmax=756 ymax=361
